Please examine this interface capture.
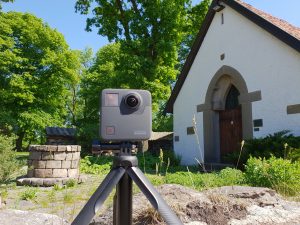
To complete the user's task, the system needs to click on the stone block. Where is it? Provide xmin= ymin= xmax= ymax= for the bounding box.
xmin=71 ymin=145 xmax=78 ymax=152
xmin=29 ymin=145 xmax=48 ymax=151
xmin=27 ymin=169 xmax=34 ymax=177
xmin=48 ymin=145 xmax=58 ymax=152
xmin=35 ymin=169 xmax=52 ymax=178
xmin=71 ymin=160 xmax=79 ymax=169
xmin=32 ymin=178 xmax=44 ymax=187
xmin=18 ymin=178 xmax=32 ymax=186
xmin=61 ymin=160 xmax=72 ymax=168
xmin=29 ymin=152 xmax=41 ymax=160
xmin=42 ymin=179 xmax=56 ymax=187
xmin=53 ymin=169 xmax=68 ymax=178
xmin=68 ymin=169 xmax=79 ymax=178
xmin=66 ymin=146 xmax=72 ymax=152
xmin=58 ymin=146 xmax=67 ymax=152
xmin=35 ymin=145 xmax=48 ymax=151
xmin=29 ymin=145 xmax=37 ymax=151
xmin=27 ymin=160 xmax=33 ymax=166
xmin=77 ymin=145 xmax=81 ymax=152
xmin=46 ymin=160 xmax=62 ymax=169
xmin=72 ymin=152 xmax=81 ymax=160
xmin=54 ymin=152 xmax=67 ymax=160
xmin=42 ymin=152 xmax=54 ymax=160
xmin=65 ymin=152 xmax=73 ymax=160
xmin=32 ymin=160 xmax=46 ymax=169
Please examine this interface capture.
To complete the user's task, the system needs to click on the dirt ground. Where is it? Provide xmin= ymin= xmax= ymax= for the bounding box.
xmin=1 ymin=173 xmax=300 ymax=225
xmin=0 ymin=173 xmax=111 ymax=223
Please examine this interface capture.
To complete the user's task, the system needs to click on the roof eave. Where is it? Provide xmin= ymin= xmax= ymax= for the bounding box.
xmin=223 ymin=0 xmax=300 ymax=53
xmin=164 ymin=0 xmax=218 ymax=114
xmin=164 ymin=0 xmax=300 ymax=115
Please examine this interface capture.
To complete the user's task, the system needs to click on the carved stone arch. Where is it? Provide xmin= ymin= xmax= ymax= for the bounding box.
xmin=203 ymin=65 xmax=253 ymax=163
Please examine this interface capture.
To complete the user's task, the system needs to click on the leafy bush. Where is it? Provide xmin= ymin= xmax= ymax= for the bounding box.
xmin=80 ymin=155 xmax=113 ymax=174
xmin=65 ymin=179 xmax=77 ymax=188
xmin=244 ymin=156 xmax=300 ymax=196
xmin=217 ymin=168 xmax=245 ymax=186
xmin=0 ymin=134 xmax=19 ymax=183
xmin=286 ymin=146 xmax=300 ymax=162
xmin=20 ymin=187 xmax=37 ymax=200
xmin=224 ymin=131 xmax=300 ymax=167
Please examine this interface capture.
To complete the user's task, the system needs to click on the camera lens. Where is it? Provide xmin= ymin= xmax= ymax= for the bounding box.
xmin=125 ymin=94 xmax=140 ymax=108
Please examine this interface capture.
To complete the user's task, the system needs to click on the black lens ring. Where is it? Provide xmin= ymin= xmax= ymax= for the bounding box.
xmin=124 ymin=93 xmax=141 ymax=109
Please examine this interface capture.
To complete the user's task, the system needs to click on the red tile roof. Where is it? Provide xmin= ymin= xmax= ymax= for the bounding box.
xmin=237 ymin=0 xmax=300 ymax=40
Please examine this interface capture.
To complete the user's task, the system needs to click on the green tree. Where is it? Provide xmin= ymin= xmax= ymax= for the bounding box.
xmin=0 ymin=0 xmax=14 ymax=10
xmin=0 ymin=12 xmax=80 ymax=150
xmin=75 ymin=0 xmax=210 ymax=133
xmin=76 ymin=43 xmax=120 ymax=145
xmin=178 ymin=0 xmax=211 ymax=67
xmin=75 ymin=0 xmax=190 ymax=110
xmin=66 ymin=48 xmax=94 ymax=127
xmin=0 ymin=133 xmax=18 ymax=183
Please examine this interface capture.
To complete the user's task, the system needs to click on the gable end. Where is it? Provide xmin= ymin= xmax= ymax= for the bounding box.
xmin=165 ymin=0 xmax=300 ymax=114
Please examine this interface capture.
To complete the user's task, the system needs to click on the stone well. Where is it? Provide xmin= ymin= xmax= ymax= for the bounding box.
xmin=17 ymin=145 xmax=83 ymax=187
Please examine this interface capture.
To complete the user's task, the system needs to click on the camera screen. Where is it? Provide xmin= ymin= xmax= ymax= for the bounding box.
xmin=105 ymin=93 xmax=119 ymax=106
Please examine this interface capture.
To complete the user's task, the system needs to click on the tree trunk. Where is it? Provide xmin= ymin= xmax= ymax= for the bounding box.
xmin=16 ymin=131 xmax=25 ymax=152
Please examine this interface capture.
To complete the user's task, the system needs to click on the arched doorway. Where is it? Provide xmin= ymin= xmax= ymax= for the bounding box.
xmin=219 ymin=85 xmax=243 ymax=160
xmin=202 ymin=65 xmax=253 ymax=163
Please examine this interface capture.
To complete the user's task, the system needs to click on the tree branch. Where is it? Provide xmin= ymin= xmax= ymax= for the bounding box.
xmin=129 ymin=0 xmax=150 ymax=38
xmin=115 ymin=0 xmax=131 ymax=41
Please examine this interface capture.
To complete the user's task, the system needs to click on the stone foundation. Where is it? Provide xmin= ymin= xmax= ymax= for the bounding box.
xmin=17 ymin=145 xmax=83 ymax=187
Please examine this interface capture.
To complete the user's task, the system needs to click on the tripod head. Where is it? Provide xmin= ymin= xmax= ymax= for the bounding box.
xmin=92 ymin=142 xmax=137 ymax=156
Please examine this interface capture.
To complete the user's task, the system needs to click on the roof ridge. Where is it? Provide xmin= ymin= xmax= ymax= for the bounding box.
xmin=236 ymin=0 xmax=300 ymax=40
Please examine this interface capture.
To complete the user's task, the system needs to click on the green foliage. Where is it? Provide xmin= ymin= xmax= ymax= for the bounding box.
xmin=152 ymin=107 xmax=173 ymax=132
xmin=0 ymin=188 xmax=8 ymax=201
xmin=75 ymin=0 xmax=210 ymax=141
xmin=65 ymin=179 xmax=77 ymax=188
xmin=63 ymin=191 xmax=75 ymax=204
xmin=136 ymin=150 xmax=181 ymax=174
xmin=0 ymin=134 xmax=19 ymax=184
xmin=0 ymin=0 xmax=14 ymax=10
xmin=178 ymin=0 xmax=211 ymax=67
xmin=20 ymin=187 xmax=37 ymax=200
xmin=224 ymin=131 xmax=300 ymax=166
xmin=217 ymin=167 xmax=244 ymax=186
xmin=80 ymin=155 xmax=113 ymax=174
xmin=53 ymin=184 xmax=63 ymax=191
xmin=0 ymin=12 xmax=80 ymax=150
xmin=244 ymin=156 xmax=300 ymax=196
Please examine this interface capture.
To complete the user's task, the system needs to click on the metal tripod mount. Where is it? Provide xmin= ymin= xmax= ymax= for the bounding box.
xmin=72 ymin=142 xmax=183 ymax=225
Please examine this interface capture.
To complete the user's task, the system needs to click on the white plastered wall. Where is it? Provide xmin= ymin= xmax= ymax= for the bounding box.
xmin=173 ymin=6 xmax=300 ymax=165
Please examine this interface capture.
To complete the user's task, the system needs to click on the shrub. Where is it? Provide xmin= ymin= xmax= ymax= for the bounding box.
xmin=244 ymin=156 xmax=300 ymax=196
xmin=65 ymin=179 xmax=77 ymax=188
xmin=20 ymin=187 xmax=37 ymax=200
xmin=224 ymin=131 xmax=300 ymax=167
xmin=0 ymin=134 xmax=19 ymax=183
xmin=217 ymin=168 xmax=245 ymax=186
xmin=80 ymin=155 xmax=113 ymax=174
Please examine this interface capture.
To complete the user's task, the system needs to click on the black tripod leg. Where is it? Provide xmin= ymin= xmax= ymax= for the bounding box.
xmin=72 ymin=167 xmax=126 ymax=225
xmin=127 ymin=167 xmax=184 ymax=225
xmin=115 ymin=173 xmax=132 ymax=225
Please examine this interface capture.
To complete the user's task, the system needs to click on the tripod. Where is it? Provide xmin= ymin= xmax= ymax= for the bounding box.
xmin=72 ymin=143 xmax=183 ymax=225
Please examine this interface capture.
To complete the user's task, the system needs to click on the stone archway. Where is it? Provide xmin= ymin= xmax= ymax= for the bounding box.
xmin=202 ymin=65 xmax=253 ymax=163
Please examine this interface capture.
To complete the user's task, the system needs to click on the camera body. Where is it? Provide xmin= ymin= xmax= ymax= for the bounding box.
xmin=100 ymin=89 xmax=152 ymax=141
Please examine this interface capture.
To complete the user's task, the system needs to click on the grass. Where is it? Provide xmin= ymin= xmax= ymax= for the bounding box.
xmin=1 ymin=148 xmax=299 ymax=223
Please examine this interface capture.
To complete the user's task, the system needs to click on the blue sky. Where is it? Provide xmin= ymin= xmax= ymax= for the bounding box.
xmin=3 ymin=0 xmax=300 ymax=53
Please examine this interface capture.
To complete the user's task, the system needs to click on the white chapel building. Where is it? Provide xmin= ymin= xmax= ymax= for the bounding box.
xmin=165 ymin=0 xmax=300 ymax=165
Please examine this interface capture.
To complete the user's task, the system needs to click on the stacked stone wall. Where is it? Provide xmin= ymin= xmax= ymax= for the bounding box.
xmin=17 ymin=145 xmax=82 ymax=187
xmin=27 ymin=145 xmax=80 ymax=179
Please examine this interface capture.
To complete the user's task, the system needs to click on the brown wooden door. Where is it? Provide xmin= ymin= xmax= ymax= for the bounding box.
xmin=219 ymin=106 xmax=242 ymax=158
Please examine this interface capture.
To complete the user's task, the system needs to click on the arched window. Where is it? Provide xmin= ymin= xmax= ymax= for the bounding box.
xmin=225 ymin=85 xmax=240 ymax=110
